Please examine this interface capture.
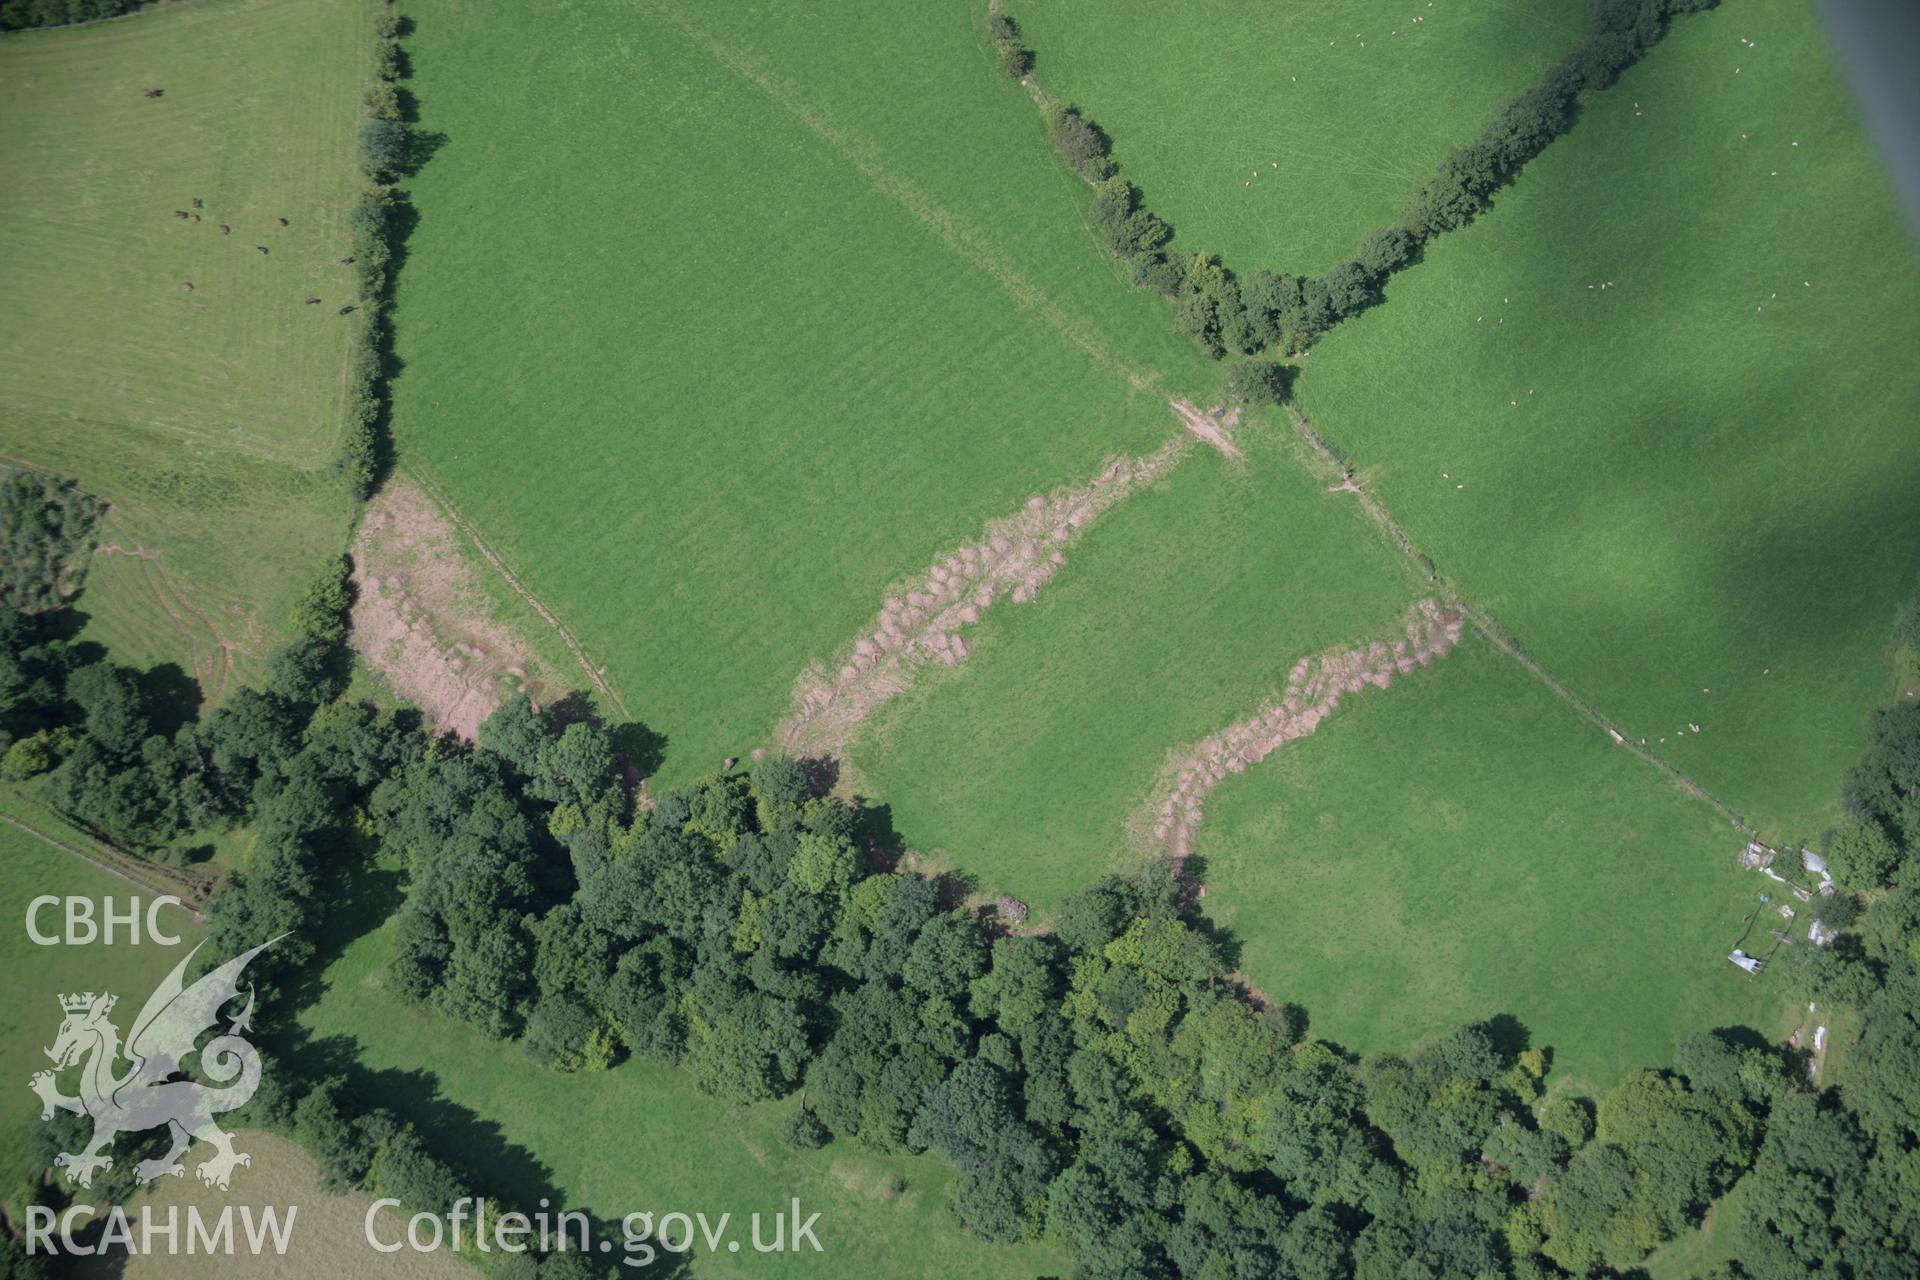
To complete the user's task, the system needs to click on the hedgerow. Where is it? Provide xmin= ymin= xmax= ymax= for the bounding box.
xmin=998 ymin=0 xmax=1720 ymax=362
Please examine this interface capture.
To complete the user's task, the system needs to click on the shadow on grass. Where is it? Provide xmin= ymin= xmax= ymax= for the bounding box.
xmin=264 ymin=842 xmax=692 ymax=1277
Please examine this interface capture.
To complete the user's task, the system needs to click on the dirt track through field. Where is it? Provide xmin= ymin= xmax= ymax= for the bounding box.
xmin=95 ymin=524 xmax=247 ymax=704
xmin=1140 ymin=599 xmax=1463 ymax=870
xmin=777 ymin=402 xmax=1237 ymax=760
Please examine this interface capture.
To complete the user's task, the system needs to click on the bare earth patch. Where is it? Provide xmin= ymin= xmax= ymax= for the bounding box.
xmin=352 ymin=482 xmax=541 ymax=740
xmin=1170 ymin=398 xmax=1243 ymax=459
xmin=1141 ymin=599 xmax=1464 ymax=874
xmin=776 ymin=402 xmax=1237 ymax=760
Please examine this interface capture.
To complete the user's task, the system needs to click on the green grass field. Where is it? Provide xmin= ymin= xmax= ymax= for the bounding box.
xmin=0 ymin=0 xmax=372 ymax=695
xmin=380 ymin=0 xmax=1811 ymax=1097
xmin=851 ymin=424 xmax=1424 ymax=910
xmin=1012 ymin=0 xmax=1590 ymax=273
xmin=1294 ymin=0 xmax=1920 ymax=839
xmin=300 ymin=916 xmax=1067 ymax=1280
xmin=0 ymin=820 xmax=207 ymax=1188
xmin=385 ymin=0 xmax=1217 ymax=782
xmin=1196 ymin=639 xmax=1788 ymax=1088
xmin=4 ymin=0 xmax=1911 ymax=1275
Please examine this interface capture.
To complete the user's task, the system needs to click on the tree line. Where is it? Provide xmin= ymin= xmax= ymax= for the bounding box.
xmin=996 ymin=0 xmax=1719 ymax=385
xmin=340 ymin=1 xmax=415 ymax=500
xmin=0 ymin=0 xmax=136 ymax=33
xmin=7 ymin=496 xmax=1920 ymax=1278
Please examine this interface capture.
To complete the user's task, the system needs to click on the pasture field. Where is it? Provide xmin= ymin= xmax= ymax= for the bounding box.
xmin=1196 ymin=640 xmax=1788 ymax=1089
xmin=383 ymin=0 xmax=1805 ymax=1110
xmin=1011 ymin=0 xmax=1590 ymax=273
xmin=0 ymin=819 xmax=207 ymax=1190
xmin=850 ymin=424 xmax=1426 ymax=911
xmin=1293 ymin=0 xmax=1920 ymax=839
xmin=300 ymin=917 xmax=1068 ymax=1280
xmin=0 ymin=0 xmax=373 ymax=695
xmin=385 ymin=0 xmax=1217 ymax=783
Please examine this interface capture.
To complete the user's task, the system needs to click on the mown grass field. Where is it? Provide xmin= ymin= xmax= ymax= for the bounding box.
xmin=0 ymin=820 xmax=207 ymax=1191
xmin=300 ymin=917 xmax=1067 ymax=1280
xmin=0 ymin=0 xmax=372 ymax=695
xmin=1012 ymin=0 xmax=1590 ymax=273
xmin=382 ymin=0 xmax=1806 ymax=1103
xmin=1196 ymin=640 xmax=1788 ymax=1088
xmin=1294 ymin=0 xmax=1920 ymax=839
xmin=385 ymin=0 xmax=1217 ymax=783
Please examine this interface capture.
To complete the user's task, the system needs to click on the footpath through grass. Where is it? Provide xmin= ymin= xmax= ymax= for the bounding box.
xmin=0 ymin=0 xmax=373 ymax=695
xmin=1294 ymin=0 xmax=1920 ymax=838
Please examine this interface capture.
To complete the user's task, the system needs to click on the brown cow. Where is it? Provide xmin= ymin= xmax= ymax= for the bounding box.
xmin=304 ymin=297 xmax=321 ymax=305
xmin=219 ymin=225 xmax=230 ymax=235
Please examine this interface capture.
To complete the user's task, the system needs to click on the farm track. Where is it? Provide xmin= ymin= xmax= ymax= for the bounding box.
xmin=0 ymin=804 xmax=211 ymax=911
xmin=1279 ymin=399 xmax=1756 ymax=835
xmin=406 ymin=469 xmax=632 ymax=722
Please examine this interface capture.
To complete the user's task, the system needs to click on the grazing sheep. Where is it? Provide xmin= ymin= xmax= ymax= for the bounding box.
xmin=304 ymin=297 xmax=321 ymax=305
xmin=338 ymin=256 xmax=355 ymax=265
xmin=338 ymin=305 xmax=356 ymax=315
xmin=191 ymin=198 xmax=202 ymax=209
xmin=276 ymin=217 xmax=288 ymax=227
xmin=143 ymin=88 xmax=163 ymax=98
xmin=219 ymin=225 xmax=230 ymax=235
xmin=256 ymin=245 xmax=270 ymax=254
xmin=181 ymin=282 xmax=194 ymax=291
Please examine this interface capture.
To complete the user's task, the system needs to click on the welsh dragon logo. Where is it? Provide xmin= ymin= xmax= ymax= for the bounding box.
xmin=28 ymin=937 xmax=279 ymax=1192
